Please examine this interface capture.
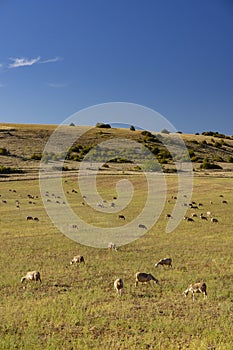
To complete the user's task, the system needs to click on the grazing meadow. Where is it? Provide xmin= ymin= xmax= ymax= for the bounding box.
xmin=0 ymin=173 xmax=233 ymax=350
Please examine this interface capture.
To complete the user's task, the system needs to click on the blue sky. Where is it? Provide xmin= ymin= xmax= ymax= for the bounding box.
xmin=0 ymin=0 xmax=233 ymax=134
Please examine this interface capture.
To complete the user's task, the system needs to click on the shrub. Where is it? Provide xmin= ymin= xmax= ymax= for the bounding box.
xmin=142 ymin=159 xmax=161 ymax=172
xmin=141 ymin=130 xmax=152 ymax=137
xmin=189 ymin=150 xmax=195 ymax=157
xmin=0 ymin=166 xmax=23 ymax=174
xmin=0 ymin=148 xmax=9 ymax=156
xmin=31 ymin=153 xmax=42 ymax=160
xmin=190 ymin=156 xmax=200 ymax=162
xmin=200 ymin=159 xmax=222 ymax=169
xmin=130 ymin=125 xmax=135 ymax=131
xmin=151 ymin=146 xmax=160 ymax=155
xmin=227 ymin=156 xmax=233 ymax=163
xmin=213 ymin=142 xmax=222 ymax=148
xmin=96 ymin=122 xmax=111 ymax=129
xmin=214 ymin=156 xmax=224 ymax=162
xmin=108 ymin=158 xmax=132 ymax=163
xmin=161 ymin=128 xmax=170 ymax=134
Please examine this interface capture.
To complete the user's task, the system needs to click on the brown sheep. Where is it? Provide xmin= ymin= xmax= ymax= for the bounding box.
xmin=211 ymin=217 xmax=218 ymax=223
xmin=114 ymin=278 xmax=124 ymax=296
xmin=70 ymin=255 xmax=85 ymax=265
xmin=183 ymin=282 xmax=207 ymax=301
xmin=155 ymin=257 xmax=172 ymax=268
xmin=135 ymin=272 xmax=159 ymax=287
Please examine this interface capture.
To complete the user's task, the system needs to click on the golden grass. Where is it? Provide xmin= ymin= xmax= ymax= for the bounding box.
xmin=0 ymin=174 xmax=232 ymax=349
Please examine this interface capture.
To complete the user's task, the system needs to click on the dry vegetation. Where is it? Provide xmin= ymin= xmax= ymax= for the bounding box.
xmin=0 ymin=124 xmax=233 ymax=349
xmin=1 ymin=123 xmax=233 ymax=180
xmin=0 ymin=173 xmax=233 ymax=349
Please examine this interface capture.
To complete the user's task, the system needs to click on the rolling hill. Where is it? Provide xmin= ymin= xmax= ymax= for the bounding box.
xmin=0 ymin=123 xmax=233 ymax=180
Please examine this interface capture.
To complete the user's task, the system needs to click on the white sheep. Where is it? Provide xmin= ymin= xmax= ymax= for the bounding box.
xmin=21 ymin=271 xmax=41 ymax=283
xmin=135 ymin=272 xmax=159 ymax=287
xmin=183 ymin=282 xmax=207 ymax=301
xmin=70 ymin=255 xmax=85 ymax=265
xmin=114 ymin=278 xmax=124 ymax=296
xmin=108 ymin=242 xmax=118 ymax=251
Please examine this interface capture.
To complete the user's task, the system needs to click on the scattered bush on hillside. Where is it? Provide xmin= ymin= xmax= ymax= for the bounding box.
xmin=108 ymin=158 xmax=132 ymax=163
xmin=0 ymin=148 xmax=9 ymax=156
xmin=214 ymin=156 xmax=224 ymax=162
xmin=227 ymin=156 xmax=233 ymax=163
xmin=151 ymin=146 xmax=160 ymax=155
xmin=96 ymin=122 xmax=111 ymax=129
xmin=141 ymin=130 xmax=152 ymax=137
xmin=42 ymin=152 xmax=66 ymax=163
xmin=213 ymin=141 xmax=222 ymax=148
xmin=202 ymin=131 xmax=226 ymax=138
xmin=190 ymin=139 xmax=199 ymax=144
xmin=31 ymin=153 xmax=42 ymax=160
xmin=164 ymin=168 xmax=177 ymax=173
xmin=201 ymin=140 xmax=207 ymax=145
xmin=130 ymin=125 xmax=135 ymax=131
xmin=161 ymin=128 xmax=170 ymax=134
xmin=200 ymin=158 xmax=222 ymax=169
xmin=0 ymin=166 xmax=24 ymax=174
xmin=142 ymin=159 xmax=161 ymax=172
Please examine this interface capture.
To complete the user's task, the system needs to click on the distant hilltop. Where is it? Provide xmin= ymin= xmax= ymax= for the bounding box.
xmin=0 ymin=123 xmax=233 ymax=180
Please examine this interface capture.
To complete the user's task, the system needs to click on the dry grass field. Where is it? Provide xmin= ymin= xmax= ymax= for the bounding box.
xmin=0 ymin=173 xmax=233 ymax=350
xmin=0 ymin=124 xmax=233 ymax=349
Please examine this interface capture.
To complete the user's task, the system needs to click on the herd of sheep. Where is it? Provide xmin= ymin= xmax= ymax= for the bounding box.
xmin=2 ymin=186 xmax=228 ymax=302
xmin=21 ymin=255 xmax=207 ymax=302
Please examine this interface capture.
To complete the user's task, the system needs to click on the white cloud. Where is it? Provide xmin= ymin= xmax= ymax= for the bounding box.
xmin=8 ymin=56 xmax=41 ymax=68
xmin=7 ymin=56 xmax=63 ymax=69
xmin=40 ymin=57 xmax=63 ymax=64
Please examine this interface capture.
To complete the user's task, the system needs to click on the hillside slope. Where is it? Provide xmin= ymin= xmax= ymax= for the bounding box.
xmin=0 ymin=123 xmax=233 ymax=179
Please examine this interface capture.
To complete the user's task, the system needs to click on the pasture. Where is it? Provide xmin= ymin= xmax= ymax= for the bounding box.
xmin=0 ymin=174 xmax=233 ymax=349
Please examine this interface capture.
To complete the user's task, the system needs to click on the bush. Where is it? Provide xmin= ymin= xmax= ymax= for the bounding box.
xmin=151 ymin=146 xmax=160 ymax=155
xmin=96 ymin=122 xmax=111 ymax=129
xmin=214 ymin=156 xmax=224 ymax=162
xmin=130 ymin=125 xmax=135 ymax=131
xmin=31 ymin=153 xmax=42 ymax=160
xmin=108 ymin=158 xmax=132 ymax=163
xmin=0 ymin=148 xmax=9 ymax=156
xmin=141 ymin=130 xmax=152 ymax=137
xmin=161 ymin=128 xmax=170 ymax=134
xmin=0 ymin=166 xmax=23 ymax=174
xmin=142 ymin=159 xmax=161 ymax=172
xmin=227 ymin=156 xmax=233 ymax=163
xmin=200 ymin=159 xmax=222 ymax=169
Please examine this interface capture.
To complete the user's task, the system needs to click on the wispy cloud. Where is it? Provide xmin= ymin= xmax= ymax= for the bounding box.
xmin=48 ymin=82 xmax=67 ymax=88
xmin=40 ymin=57 xmax=63 ymax=64
xmin=8 ymin=56 xmax=63 ymax=69
xmin=8 ymin=56 xmax=41 ymax=68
